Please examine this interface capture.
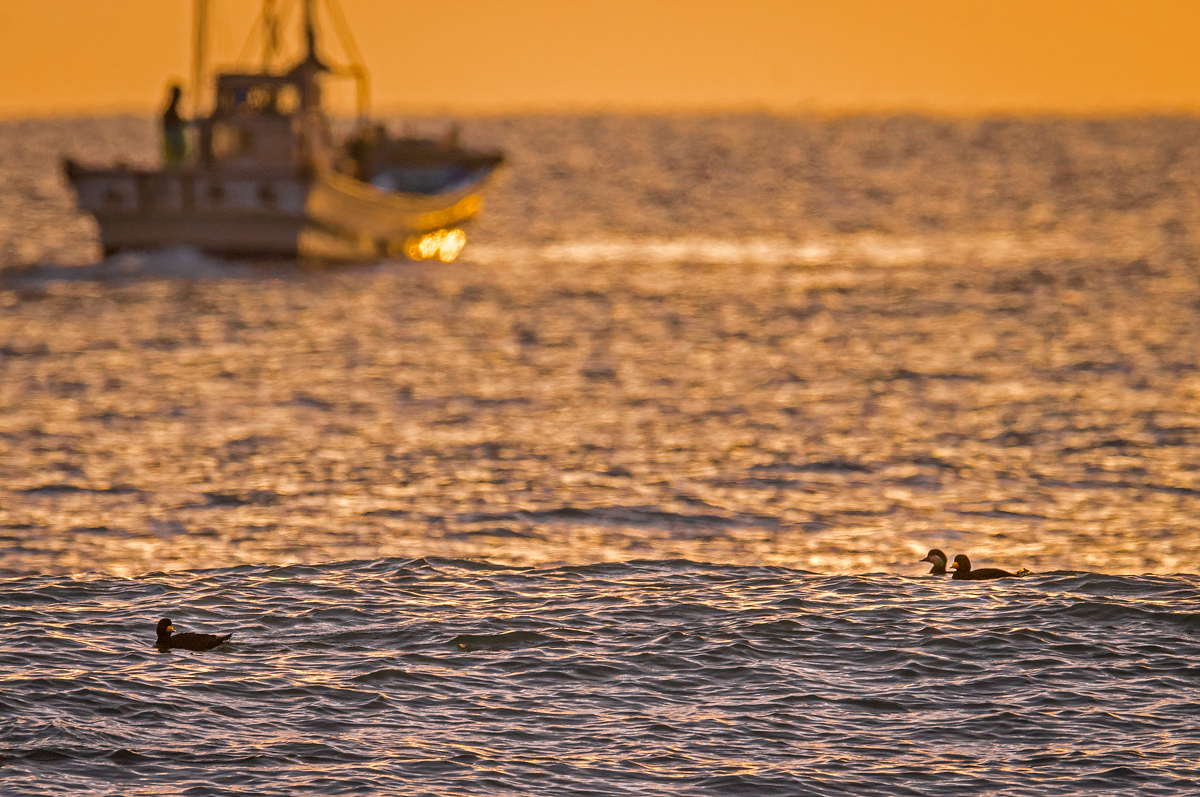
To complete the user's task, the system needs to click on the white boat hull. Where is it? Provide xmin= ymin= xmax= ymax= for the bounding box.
xmin=64 ymin=162 xmax=493 ymax=261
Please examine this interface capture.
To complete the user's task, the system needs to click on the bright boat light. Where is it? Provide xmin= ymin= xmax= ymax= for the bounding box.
xmin=404 ymin=229 xmax=467 ymax=262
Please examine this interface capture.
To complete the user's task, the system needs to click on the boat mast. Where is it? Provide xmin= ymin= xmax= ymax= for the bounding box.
xmin=263 ymin=0 xmax=281 ymax=69
xmin=304 ymin=0 xmax=317 ymax=60
xmin=191 ymin=0 xmax=209 ymax=117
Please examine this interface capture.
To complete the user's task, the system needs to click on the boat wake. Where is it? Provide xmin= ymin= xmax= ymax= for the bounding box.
xmin=2 ymin=246 xmax=254 ymax=288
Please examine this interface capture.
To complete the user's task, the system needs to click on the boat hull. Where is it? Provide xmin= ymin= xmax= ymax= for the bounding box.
xmin=64 ymin=161 xmax=494 ymax=261
xmin=92 ymin=211 xmax=306 ymax=258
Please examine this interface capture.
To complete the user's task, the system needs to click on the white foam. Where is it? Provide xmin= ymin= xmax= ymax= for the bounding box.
xmin=3 ymin=246 xmax=254 ymax=287
xmin=103 ymin=247 xmax=253 ymax=280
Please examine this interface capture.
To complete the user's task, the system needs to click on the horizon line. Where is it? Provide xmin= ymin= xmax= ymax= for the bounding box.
xmin=9 ymin=100 xmax=1200 ymax=122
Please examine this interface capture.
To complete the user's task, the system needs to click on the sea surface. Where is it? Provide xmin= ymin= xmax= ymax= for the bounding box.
xmin=1 ymin=115 xmax=1200 ymax=794
xmin=3 ymin=560 xmax=1200 ymax=796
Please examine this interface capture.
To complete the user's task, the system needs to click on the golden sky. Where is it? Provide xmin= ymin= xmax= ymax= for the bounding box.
xmin=5 ymin=0 xmax=1200 ymax=117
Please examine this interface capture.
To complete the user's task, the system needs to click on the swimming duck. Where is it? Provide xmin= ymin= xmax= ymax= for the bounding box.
xmin=950 ymin=554 xmax=1017 ymax=581
xmin=154 ymin=618 xmax=232 ymax=651
xmin=920 ymin=548 xmax=949 ymax=575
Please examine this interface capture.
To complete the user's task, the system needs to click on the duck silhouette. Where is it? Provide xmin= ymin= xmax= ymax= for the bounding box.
xmin=154 ymin=618 xmax=232 ymax=651
xmin=950 ymin=554 xmax=1018 ymax=581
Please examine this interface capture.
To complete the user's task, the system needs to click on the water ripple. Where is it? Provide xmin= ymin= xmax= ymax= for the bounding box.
xmin=0 ymin=559 xmax=1198 ymax=794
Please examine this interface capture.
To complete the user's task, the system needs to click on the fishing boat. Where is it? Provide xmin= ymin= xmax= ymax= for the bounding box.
xmin=63 ymin=0 xmax=504 ymax=263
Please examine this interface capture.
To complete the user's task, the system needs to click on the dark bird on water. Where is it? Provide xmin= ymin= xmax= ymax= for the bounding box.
xmin=950 ymin=554 xmax=1018 ymax=581
xmin=154 ymin=618 xmax=232 ymax=651
xmin=920 ymin=548 xmax=949 ymax=575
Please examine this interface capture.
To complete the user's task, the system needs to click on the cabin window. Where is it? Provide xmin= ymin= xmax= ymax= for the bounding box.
xmin=211 ymin=123 xmax=247 ymax=159
xmin=277 ymin=85 xmax=300 ymax=115
xmin=247 ymin=86 xmax=275 ymax=111
xmin=104 ymin=187 xmax=127 ymax=208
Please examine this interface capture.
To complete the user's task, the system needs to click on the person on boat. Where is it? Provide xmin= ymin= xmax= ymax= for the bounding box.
xmin=161 ymin=84 xmax=188 ymax=166
xmin=345 ymin=123 xmax=387 ymax=180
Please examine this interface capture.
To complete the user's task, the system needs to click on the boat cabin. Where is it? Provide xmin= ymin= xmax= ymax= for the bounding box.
xmin=198 ymin=67 xmax=331 ymax=172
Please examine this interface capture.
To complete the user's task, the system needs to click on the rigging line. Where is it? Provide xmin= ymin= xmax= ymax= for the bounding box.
xmin=209 ymin=2 xmax=241 ymax=66
xmin=237 ymin=0 xmax=300 ymax=68
xmin=322 ymin=0 xmax=366 ymax=70
xmin=263 ymin=0 xmax=280 ymax=67
xmin=321 ymin=0 xmax=370 ymax=117
xmin=237 ymin=4 xmax=268 ymax=65
xmin=267 ymin=0 xmax=301 ymax=67
xmin=277 ymin=0 xmax=300 ymax=62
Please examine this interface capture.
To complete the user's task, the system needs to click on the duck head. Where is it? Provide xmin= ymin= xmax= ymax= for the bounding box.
xmin=920 ymin=548 xmax=948 ymax=574
xmin=155 ymin=618 xmax=175 ymax=645
xmin=950 ymin=554 xmax=972 ymax=574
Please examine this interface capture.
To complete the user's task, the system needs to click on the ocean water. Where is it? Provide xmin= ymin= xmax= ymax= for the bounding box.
xmin=2 ymin=560 xmax=1199 ymax=796
xmin=2 ymin=114 xmax=1200 ymax=794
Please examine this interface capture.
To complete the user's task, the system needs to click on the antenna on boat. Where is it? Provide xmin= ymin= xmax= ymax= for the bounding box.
xmin=304 ymin=0 xmax=318 ymax=60
xmin=291 ymin=0 xmax=371 ymax=119
xmin=263 ymin=0 xmax=282 ymax=69
xmin=191 ymin=0 xmax=210 ymax=117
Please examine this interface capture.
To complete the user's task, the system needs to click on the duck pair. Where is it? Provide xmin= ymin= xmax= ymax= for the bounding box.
xmin=920 ymin=549 xmax=1019 ymax=580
